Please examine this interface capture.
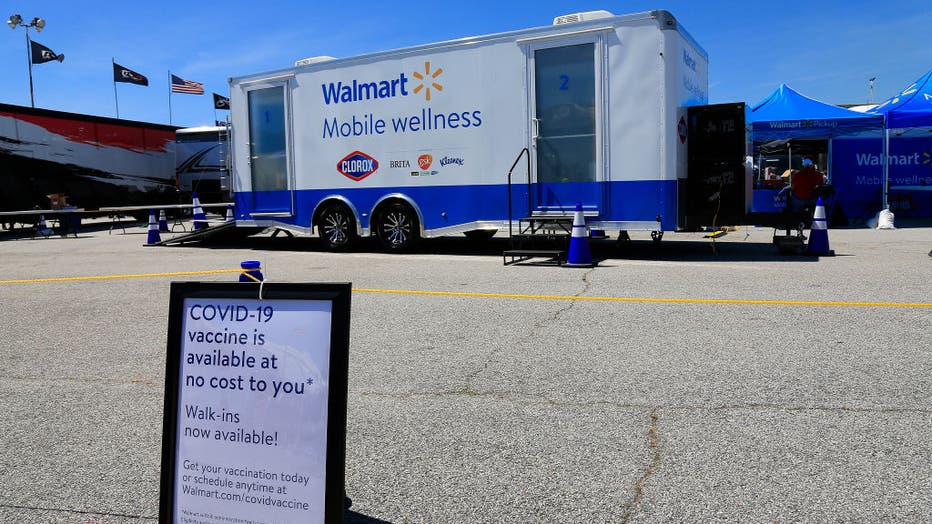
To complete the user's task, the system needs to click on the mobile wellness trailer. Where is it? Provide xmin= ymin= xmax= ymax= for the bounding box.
xmin=229 ymin=10 xmax=731 ymax=251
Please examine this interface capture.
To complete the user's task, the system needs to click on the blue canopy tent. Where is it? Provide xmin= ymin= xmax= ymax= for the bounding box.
xmin=747 ymin=84 xmax=884 ymax=220
xmin=867 ymin=68 xmax=932 ymax=128
xmin=749 ymin=84 xmax=884 ymax=140
xmin=866 ymin=69 xmax=932 ymax=212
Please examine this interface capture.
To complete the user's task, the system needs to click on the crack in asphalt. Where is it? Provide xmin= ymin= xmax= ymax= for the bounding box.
xmin=462 ymin=269 xmax=595 ymax=393
xmin=620 ymin=408 xmax=662 ymax=523
xmin=533 ymin=269 xmax=594 ymax=328
xmin=355 ymin=390 xmax=932 ymax=414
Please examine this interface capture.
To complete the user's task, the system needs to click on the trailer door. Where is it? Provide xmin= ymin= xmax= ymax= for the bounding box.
xmin=529 ymin=40 xmax=602 ymax=214
xmin=245 ymin=84 xmax=293 ymax=216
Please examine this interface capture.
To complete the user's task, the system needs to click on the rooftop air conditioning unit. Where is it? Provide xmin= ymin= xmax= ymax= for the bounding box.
xmin=553 ymin=10 xmax=614 ymax=25
xmin=295 ymin=56 xmax=336 ymax=67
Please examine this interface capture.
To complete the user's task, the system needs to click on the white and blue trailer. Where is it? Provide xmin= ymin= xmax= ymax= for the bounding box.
xmin=229 ymin=9 xmax=732 ymax=251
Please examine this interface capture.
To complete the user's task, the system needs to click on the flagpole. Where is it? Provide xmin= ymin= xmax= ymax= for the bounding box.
xmin=25 ymin=29 xmax=35 ymax=108
xmin=113 ymin=58 xmax=120 ymax=118
xmin=168 ymin=70 xmax=173 ymax=125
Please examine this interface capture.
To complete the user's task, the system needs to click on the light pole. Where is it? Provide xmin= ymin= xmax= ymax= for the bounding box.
xmin=868 ymin=77 xmax=876 ymax=104
xmin=7 ymin=14 xmax=46 ymax=108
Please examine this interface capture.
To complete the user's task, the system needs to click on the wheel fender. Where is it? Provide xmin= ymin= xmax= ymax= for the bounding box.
xmin=312 ymin=196 xmax=363 ymax=237
xmin=369 ymin=193 xmax=424 ymax=237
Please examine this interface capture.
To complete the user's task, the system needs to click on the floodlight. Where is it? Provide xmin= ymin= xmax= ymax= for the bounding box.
xmin=7 ymin=14 xmax=22 ymax=29
xmin=32 ymin=17 xmax=44 ymax=31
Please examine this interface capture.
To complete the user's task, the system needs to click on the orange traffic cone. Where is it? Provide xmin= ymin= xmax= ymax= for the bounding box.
xmin=806 ymin=197 xmax=834 ymax=256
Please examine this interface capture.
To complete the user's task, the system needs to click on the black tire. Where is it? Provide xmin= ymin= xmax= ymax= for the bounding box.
xmin=375 ymin=202 xmax=419 ymax=252
xmin=464 ymin=229 xmax=497 ymax=242
xmin=317 ymin=204 xmax=357 ymax=251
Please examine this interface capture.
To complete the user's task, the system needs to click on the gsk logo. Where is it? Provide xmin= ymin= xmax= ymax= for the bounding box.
xmin=418 ymin=154 xmax=433 ymax=170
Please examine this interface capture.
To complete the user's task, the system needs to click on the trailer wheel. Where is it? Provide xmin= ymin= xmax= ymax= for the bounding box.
xmin=318 ymin=204 xmax=357 ymax=251
xmin=375 ymin=202 xmax=419 ymax=252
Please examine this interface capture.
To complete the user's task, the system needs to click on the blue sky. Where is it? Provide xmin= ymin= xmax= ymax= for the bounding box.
xmin=2 ymin=0 xmax=929 ymax=127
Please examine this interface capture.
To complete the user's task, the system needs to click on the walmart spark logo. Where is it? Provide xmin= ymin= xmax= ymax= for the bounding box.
xmin=412 ymin=61 xmax=443 ymax=102
xmin=924 ymin=150 xmax=930 ymax=167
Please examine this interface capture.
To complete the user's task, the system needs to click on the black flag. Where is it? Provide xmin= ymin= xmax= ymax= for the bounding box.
xmin=113 ymin=62 xmax=148 ymax=86
xmin=31 ymin=41 xmax=64 ymax=64
xmin=213 ymin=93 xmax=230 ymax=110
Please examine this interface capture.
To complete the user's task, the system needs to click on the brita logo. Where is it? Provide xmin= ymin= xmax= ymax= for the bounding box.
xmin=337 ymin=151 xmax=379 ymax=181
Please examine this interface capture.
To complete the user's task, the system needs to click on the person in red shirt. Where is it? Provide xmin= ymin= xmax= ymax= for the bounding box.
xmin=790 ymin=156 xmax=824 ymax=210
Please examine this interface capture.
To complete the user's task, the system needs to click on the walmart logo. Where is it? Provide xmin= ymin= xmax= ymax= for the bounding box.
xmin=412 ymin=61 xmax=443 ymax=101
xmin=321 ymin=61 xmax=444 ymax=105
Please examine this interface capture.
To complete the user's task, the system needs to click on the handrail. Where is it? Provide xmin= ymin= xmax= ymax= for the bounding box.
xmin=506 ymin=147 xmax=531 ymax=247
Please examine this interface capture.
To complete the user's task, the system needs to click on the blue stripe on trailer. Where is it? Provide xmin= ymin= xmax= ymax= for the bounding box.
xmin=235 ymin=179 xmax=678 ymax=232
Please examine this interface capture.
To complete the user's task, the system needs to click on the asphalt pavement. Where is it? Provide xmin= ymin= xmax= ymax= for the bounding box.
xmin=0 ymin=220 xmax=930 ymax=523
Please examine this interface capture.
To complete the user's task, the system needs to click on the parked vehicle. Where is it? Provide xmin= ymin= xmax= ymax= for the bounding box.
xmin=228 ymin=9 xmax=747 ymax=251
xmin=176 ymin=125 xmax=230 ymax=203
xmin=0 ymin=102 xmax=177 ymax=212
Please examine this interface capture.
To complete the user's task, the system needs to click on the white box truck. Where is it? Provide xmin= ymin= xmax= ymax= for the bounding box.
xmin=229 ymin=9 xmax=726 ymax=251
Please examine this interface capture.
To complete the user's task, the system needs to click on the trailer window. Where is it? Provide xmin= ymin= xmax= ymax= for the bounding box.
xmin=534 ymin=43 xmax=596 ymax=185
xmin=247 ymin=87 xmax=288 ymax=191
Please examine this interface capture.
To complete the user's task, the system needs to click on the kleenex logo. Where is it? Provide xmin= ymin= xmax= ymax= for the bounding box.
xmin=439 ymin=156 xmax=464 ymax=167
xmin=683 ymin=50 xmax=697 ymax=72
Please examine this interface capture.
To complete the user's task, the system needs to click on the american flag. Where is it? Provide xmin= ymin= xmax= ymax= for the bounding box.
xmin=171 ymin=74 xmax=204 ymax=95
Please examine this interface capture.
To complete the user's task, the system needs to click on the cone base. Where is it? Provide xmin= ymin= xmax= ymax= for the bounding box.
xmin=564 ymin=262 xmax=595 ymax=268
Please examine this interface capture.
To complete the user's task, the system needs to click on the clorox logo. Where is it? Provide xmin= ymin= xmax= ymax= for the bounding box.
xmin=337 ymin=151 xmax=379 ymax=181
xmin=417 ymin=154 xmax=433 ymax=170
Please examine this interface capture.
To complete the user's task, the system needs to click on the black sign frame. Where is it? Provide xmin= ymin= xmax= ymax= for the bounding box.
xmin=159 ymin=281 xmax=351 ymax=524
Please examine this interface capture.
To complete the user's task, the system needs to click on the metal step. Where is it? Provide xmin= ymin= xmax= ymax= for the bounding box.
xmin=148 ymin=221 xmax=265 ymax=246
xmin=502 ymin=249 xmax=566 ymax=266
xmin=517 ymin=216 xmax=573 ymax=237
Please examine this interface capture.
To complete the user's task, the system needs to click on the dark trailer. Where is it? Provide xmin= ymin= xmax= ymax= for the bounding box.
xmin=0 ymin=103 xmax=178 ymax=212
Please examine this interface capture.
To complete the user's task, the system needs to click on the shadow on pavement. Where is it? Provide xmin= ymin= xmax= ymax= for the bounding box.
xmin=163 ymin=229 xmax=825 ymax=264
xmin=346 ymin=510 xmax=393 ymax=524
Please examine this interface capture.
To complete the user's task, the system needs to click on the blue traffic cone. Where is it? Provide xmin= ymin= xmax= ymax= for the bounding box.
xmin=225 ymin=204 xmax=234 ymax=222
xmin=239 ymin=260 xmax=263 ymax=282
xmin=807 ymin=197 xmax=834 ymax=256
xmin=192 ymin=192 xmax=207 ymax=230
xmin=146 ymin=209 xmax=161 ymax=245
xmin=158 ymin=209 xmax=169 ymax=232
xmin=35 ymin=215 xmax=53 ymax=237
xmin=565 ymin=203 xmax=594 ymax=267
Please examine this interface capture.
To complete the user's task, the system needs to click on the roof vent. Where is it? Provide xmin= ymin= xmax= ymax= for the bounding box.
xmin=295 ymin=56 xmax=336 ymax=67
xmin=553 ymin=10 xmax=614 ymax=25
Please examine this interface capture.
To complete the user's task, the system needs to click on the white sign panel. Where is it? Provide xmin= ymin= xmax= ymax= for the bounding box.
xmin=161 ymin=283 xmax=351 ymax=524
